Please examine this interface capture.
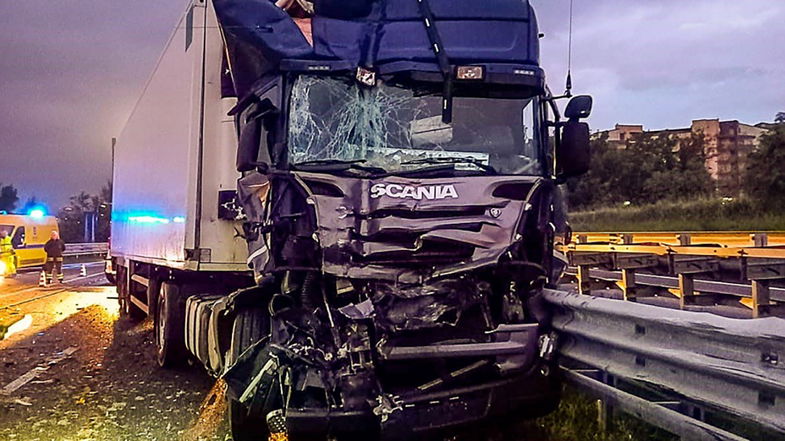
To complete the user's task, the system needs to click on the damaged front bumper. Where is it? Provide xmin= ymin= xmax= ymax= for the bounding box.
xmin=285 ymin=370 xmax=558 ymax=438
xmin=224 ymin=320 xmax=558 ymax=439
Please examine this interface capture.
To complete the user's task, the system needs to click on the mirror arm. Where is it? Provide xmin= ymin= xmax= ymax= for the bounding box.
xmin=547 ymin=93 xmax=572 ymax=101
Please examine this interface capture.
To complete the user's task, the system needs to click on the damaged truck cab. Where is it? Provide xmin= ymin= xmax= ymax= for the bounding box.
xmin=111 ymin=0 xmax=591 ymax=439
xmin=220 ymin=0 xmax=591 ymax=438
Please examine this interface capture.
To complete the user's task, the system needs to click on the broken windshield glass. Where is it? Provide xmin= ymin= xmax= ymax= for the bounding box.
xmin=288 ymin=76 xmax=542 ymax=175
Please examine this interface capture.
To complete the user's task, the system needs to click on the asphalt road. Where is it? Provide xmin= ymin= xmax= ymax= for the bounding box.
xmin=0 ymin=261 xmax=228 ymax=441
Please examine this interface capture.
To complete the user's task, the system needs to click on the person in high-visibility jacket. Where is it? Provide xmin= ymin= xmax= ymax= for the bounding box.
xmin=44 ymin=230 xmax=66 ymax=284
xmin=0 ymin=230 xmax=17 ymax=278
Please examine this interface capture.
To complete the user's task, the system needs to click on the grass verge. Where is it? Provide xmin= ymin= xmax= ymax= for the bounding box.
xmin=533 ymin=386 xmax=676 ymax=441
xmin=569 ymin=198 xmax=785 ymax=232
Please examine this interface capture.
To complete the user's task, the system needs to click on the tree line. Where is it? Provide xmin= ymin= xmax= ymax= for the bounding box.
xmin=566 ymin=119 xmax=785 ymax=212
xmin=565 ymin=132 xmax=713 ymax=210
xmin=744 ymin=123 xmax=785 ymax=208
xmin=0 ymin=182 xmax=112 ymax=243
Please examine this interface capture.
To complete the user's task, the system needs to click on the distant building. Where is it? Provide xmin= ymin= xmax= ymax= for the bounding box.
xmin=594 ymin=119 xmax=770 ymax=196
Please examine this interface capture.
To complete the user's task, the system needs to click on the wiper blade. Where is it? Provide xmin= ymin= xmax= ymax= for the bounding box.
xmin=294 ymin=159 xmax=367 ymax=166
xmin=293 ymin=159 xmax=386 ymax=175
xmin=401 ymin=157 xmax=496 ymax=173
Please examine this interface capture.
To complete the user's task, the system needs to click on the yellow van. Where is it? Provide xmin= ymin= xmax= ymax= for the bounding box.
xmin=0 ymin=214 xmax=59 ymax=270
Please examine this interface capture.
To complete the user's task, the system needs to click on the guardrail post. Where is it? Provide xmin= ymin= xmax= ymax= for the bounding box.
xmin=596 ymin=372 xmax=617 ymax=433
xmin=570 ymin=253 xmax=614 ymax=296
xmin=671 ymin=256 xmax=720 ymax=309
xmin=752 ymin=233 xmax=768 ymax=247
xmin=678 ymin=274 xmax=695 ymax=310
xmin=622 ymin=269 xmax=637 ymax=301
xmin=678 ymin=234 xmax=691 ymax=246
xmin=612 ymin=253 xmax=658 ymax=301
xmin=751 ymin=280 xmax=770 ymax=319
xmin=577 ymin=265 xmax=592 ymax=295
xmin=746 ymin=261 xmax=785 ymax=317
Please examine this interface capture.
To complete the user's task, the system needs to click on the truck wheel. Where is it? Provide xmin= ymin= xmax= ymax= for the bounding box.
xmin=227 ymin=308 xmax=271 ymax=441
xmin=155 ymin=281 xmax=186 ymax=368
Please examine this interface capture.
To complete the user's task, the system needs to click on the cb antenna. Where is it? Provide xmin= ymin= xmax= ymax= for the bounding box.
xmin=565 ymin=0 xmax=574 ymax=97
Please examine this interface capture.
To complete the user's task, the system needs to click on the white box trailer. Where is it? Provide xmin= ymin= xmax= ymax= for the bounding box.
xmin=112 ymin=0 xmax=246 ymax=273
xmin=110 ymin=1 xmax=257 ymax=382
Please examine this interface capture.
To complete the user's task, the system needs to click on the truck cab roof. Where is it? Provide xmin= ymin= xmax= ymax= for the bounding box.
xmin=215 ymin=0 xmax=544 ymax=98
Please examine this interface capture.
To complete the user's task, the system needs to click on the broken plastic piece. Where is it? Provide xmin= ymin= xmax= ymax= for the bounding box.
xmin=337 ymin=299 xmax=375 ymax=320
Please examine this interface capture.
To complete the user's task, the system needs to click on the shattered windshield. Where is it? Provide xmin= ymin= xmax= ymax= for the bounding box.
xmin=288 ymin=76 xmax=542 ymax=175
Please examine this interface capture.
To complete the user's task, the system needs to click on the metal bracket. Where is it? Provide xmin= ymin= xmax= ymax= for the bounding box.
xmin=570 ymin=252 xmax=612 ymax=266
xmin=670 ymin=256 xmax=720 ymax=275
xmin=746 ymin=261 xmax=785 ymax=281
xmin=612 ymin=253 xmax=659 ymax=270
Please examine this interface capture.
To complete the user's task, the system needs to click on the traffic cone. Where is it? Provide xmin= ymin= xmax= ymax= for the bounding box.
xmin=39 ymin=271 xmax=47 ymax=287
xmin=80 ymin=264 xmax=87 ymax=277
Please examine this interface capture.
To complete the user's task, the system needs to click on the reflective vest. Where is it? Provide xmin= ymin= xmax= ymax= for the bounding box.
xmin=0 ymin=236 xmax=13 ymax=256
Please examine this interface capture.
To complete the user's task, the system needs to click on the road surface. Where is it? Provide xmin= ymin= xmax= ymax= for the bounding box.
xmin=0 ymin=261 xmax=228 ymax=441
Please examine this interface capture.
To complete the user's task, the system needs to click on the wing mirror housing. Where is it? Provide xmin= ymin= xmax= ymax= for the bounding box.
xmin=556 ymin=95 xmax=593 ymax=179
xmin=564 ymin=95 xmax=593 ymax=120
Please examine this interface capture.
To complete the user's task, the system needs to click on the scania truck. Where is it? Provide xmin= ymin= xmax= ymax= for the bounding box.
xmin=111 ymin=0 xmax=592 ymax=439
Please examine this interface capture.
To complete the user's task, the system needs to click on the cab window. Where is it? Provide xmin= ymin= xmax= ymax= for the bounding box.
xmin=12 ymin=226 xmax=25 ymax=248
xmin=0 ymin=225 xmax=13 ymax=236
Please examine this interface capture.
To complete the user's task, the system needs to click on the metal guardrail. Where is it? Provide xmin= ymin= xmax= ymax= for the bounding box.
xmin=583 ymin=268 xmax=785 ymax=300
xmin=572 ymin=231 xmax=785 ymax=248
xmin=545 ymin=289 xmax=785 ymax=440
xmin=568 ymin=231 xmax=785 ymax=259
xmin=62 ymin=242 xmax=108 ymax=257
xmin=565 ymin=231 xmax=785 ymax=317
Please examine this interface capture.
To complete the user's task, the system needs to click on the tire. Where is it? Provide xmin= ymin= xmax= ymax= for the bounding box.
xmin=155 ymin=281 xmax=187 ymax=368
xmin=227 ymin=308 xmax=271 ymax=441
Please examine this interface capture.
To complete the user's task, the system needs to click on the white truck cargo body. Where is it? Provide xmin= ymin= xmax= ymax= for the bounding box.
xmin=112 ymin=0 xmax=245 ymax=272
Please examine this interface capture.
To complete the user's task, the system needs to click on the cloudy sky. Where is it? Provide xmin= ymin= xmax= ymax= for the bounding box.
xmin=0 ymin=0 xmax=783 ymax=209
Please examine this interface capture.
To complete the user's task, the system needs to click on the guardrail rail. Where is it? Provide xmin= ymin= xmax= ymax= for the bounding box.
xmin=546 ymin=289 xmax=785 ymax=441
xmin=63 ymin=242 xmax=108 ymax=258
xmin=564 ymin=231 xmax=785 ymax=318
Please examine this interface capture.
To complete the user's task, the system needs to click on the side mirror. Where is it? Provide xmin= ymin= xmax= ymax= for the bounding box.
xmin=564 ymin=95 xmax=593 ymax=120
xmin=557 ymin=121 xmax=591 ymax=178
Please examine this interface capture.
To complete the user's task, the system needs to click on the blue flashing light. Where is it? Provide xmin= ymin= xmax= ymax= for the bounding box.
xmin=28 ymin=208 xmax=46 ymax=218
xmin=119 ymin=211 xmax=187 ymax=225
xmin=128 ymin=215 xmax=170 ymax=224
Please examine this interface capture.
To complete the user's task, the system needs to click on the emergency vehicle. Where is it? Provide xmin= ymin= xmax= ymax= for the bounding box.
xmin=0 ymin=213 xmax=59 ymax=273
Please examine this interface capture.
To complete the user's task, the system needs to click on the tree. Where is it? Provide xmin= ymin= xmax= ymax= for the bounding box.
xmin=744 ymin=125 xmax=785 ymax=207
xmin=97 ymin=181 xmax=113 ymax=241
xmin=0 ymin=184 xmax=19 ymax=213
xmin=566 ymin=132 xmax=714 ymax=210
xmin=645 ymin=132 xmax=714 ymax=201
xmin=57 ymin=184 xmax=113 ymax=243
xmin=776 ymin=112 xmax=785 ymax=124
